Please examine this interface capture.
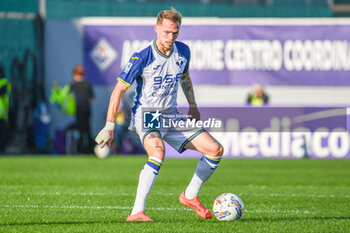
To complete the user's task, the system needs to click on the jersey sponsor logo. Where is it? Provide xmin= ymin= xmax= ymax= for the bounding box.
xmin=123 ymin=62 xmax=133 ymax=73
xmin=132 ymin=56 xmax=139 ymax=60
xmin=153 ymin=73 xmax=182 ymax=90
xmin=152 ymin=91 xmax=172 ymax=97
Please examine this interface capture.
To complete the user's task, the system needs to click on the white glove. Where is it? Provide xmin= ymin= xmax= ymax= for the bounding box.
xmin=95 ymin=122 xmax=115 ymax=144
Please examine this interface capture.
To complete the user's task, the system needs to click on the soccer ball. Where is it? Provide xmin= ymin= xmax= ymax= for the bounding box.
xmin=94 ymin=144 xmax=111 ymax=159
xmin=213 ymin=193 xmax=244 ymax=221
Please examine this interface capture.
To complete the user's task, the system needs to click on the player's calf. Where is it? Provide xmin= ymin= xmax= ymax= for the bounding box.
xmin=183 ymin=146 xmax=223 ymax=202
xmin=199 ymin=142 xmax=223 ymax=175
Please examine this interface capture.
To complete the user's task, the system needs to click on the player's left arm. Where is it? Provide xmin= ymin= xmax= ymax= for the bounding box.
xmin=180 ymin=72 xmax=200 ymax=121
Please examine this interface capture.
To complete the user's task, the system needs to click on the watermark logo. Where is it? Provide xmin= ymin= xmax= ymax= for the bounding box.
xmin=142 ymin=109 xmax=222 ymax=130
xmin=143 ymin=110 xmax=161 ymax=129
xmin=90 ymin=38 xmax=117 ymax=71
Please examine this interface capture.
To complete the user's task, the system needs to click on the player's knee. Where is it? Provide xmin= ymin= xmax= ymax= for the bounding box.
xmin=217 ymin=143 xmax=224 ymax=157
xmin=205 ymin=142 xmax=223 ymax=157
xmin=211 ymin=143 xmax=224 ymax=157
xmin=150 ymin=147 xmax=165 ymax=161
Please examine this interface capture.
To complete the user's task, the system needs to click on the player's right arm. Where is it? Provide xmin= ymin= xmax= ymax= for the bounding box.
xmin=95 ymin=52 xmax=144 ymax=148
xmin=95 ymin=81 xmax=129 ymax=148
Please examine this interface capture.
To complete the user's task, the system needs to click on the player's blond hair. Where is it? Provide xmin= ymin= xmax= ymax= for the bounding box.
xmin=156 ymin=8 xmax=182 ymax=27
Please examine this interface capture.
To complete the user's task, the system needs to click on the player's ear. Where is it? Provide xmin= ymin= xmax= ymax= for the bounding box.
xmin=154 ymin=25 xmax=158 ymax=33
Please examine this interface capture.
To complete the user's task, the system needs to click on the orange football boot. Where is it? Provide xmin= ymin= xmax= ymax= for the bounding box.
xmin=126 ymin=211 xmax=153 ymax=222
xmin=179 ymin=191 xmax=212 ymax=219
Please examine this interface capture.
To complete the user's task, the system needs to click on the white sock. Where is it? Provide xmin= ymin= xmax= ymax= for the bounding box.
xmin=131 ymin=157 xmax=163 ymax=215
xmin=185 ymin=173 xmax=203 ymax=199
xmin=185 ymin=155 xmax=222 ymax=200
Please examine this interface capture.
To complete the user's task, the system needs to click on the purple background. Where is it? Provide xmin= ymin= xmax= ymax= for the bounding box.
xmin=84 ymin=24 xmax=350 ymax=86
xmin=165 ymin=107 xmax=350 ymax=159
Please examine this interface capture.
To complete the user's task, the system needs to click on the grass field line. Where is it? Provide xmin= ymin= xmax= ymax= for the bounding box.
xmin=1 ymin=191 xmax=349 ymax=199
xmin=0 ymin=184 xmax=350 ymax=191
xmin=0 ymin=204 xmax=192 ymax=212
xmin=0 ymin=192 xmax=116 ymax=196
xmin=2 ymin=184 xmax=350 ymax=190
xmin=0 ymin=204 xmax=315 ymax=214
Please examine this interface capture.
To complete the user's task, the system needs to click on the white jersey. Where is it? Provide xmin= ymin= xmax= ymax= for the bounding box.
xmin=118 ymin=40 xmax=206 ymax=151
xmin=117 ymin=40 xmax=190 ymax=116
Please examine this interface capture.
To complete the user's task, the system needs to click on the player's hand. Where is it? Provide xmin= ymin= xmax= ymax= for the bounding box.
xmin=188 ymin=106 xmax=200 ymax=121
xmin=95 ymin=122 xmax=115 ymax=148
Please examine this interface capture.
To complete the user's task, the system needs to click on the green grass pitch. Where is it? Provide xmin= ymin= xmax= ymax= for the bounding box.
xmin=0 ymin=155 xmax=349 ymax=232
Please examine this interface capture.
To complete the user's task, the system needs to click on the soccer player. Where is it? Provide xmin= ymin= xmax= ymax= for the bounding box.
xmin=95 ymin=8 xmax=223 ymax=222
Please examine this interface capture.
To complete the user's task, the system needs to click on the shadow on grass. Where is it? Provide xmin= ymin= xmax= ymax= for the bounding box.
xmin=0 ymin=219 xmax=126 ymax=227
xmin=0 ymin=218 xmax=201 ymax=227
xmin=1 ymin=216 xmax=349 ymax=227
